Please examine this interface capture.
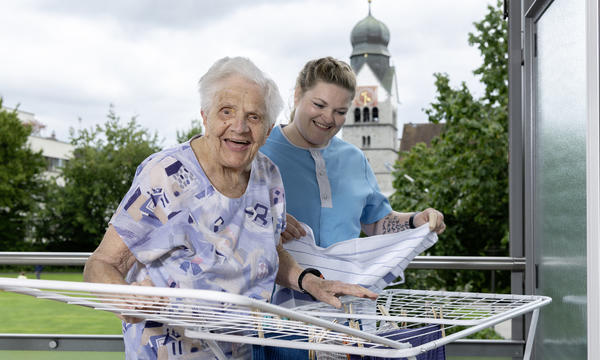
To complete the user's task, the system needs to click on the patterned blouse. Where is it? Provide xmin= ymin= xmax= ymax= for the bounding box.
xmin=110 ymin=139 xmax=286 ymax=359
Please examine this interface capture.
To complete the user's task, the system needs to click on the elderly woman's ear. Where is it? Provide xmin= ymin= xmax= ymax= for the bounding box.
xmin=200 ymin=110 xmax=208 ymax=126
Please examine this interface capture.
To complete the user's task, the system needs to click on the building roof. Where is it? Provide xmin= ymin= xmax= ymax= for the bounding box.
xmin=350 ymin=13 xmax=391 ymax=57
xmin=379 ymin=65 xmax=396 ymax=94
xmin=399 ymin=123 xmax=444 ymax=153
xmin=349 ymin=4 xmax=395 ymax=93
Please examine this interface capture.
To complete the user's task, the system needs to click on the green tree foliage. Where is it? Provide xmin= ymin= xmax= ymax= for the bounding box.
xmin=0 ymin=99 xmax=47 ymax=250
xmin=37 ymin=106 xmax=162 ymax=251
xmin=176 ymin=118 xmax=203 ymax=143
xmin=391 ymin=1 xmax=508 ymax=292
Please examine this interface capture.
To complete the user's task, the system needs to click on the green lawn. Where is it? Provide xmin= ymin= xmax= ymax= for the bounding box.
xmin=0 ymin=273 xmax=124 ymax=358
xmin=0 ymin=272 xmax=122 ymax=334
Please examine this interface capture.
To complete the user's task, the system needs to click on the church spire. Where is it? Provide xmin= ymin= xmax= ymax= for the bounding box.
xmin=349 ymin=0 xmax=391 ymax=82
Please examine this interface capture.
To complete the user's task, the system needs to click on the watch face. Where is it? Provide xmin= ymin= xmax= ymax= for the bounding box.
xmin=354 ymin=86 xmax=378 ymax=107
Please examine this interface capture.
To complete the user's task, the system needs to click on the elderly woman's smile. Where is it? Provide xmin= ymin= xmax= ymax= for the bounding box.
xmin=223 ymin=136 xmax=251 ymax=150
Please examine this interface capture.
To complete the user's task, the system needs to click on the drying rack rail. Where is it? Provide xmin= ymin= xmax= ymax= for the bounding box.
xmin=0 ymin=277 xmax=550 ymax=360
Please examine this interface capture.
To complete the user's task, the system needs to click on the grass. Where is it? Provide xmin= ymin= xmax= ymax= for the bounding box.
xmin=0 ymin=272 xmax=125 ymax=358
xmin=0 ymin=272 xmax=122 ymax=334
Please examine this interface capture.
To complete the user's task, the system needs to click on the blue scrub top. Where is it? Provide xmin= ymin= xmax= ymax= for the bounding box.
xmin=260 ymin=125 xmax=391 ymax=247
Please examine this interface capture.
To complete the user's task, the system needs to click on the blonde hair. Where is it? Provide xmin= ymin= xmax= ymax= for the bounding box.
xmin=291 ymin=57 xmax=356 ymax=122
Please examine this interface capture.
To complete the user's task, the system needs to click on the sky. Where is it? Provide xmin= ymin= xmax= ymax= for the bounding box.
xmin=0 ymin=0 xmax=494 ymax=148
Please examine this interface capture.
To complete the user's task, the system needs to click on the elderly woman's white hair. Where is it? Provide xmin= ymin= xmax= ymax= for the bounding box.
xmin=198 ymin=57 xmax=284 ymax=126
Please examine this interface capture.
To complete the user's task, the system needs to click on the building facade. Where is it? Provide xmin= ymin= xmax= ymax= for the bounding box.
xmin=4 ymin=106 xmax=74 ymax=186
xmin=27 ymin=135 xmax=73 ymax=186
xmin=342 ymin=5 xmax=399 ymax=197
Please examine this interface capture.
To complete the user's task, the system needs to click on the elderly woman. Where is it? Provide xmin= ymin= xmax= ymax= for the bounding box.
xmin=84 ymin=56 xmax=376 ymax=360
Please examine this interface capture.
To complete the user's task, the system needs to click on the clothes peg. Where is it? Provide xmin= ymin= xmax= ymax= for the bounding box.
xmin=429 ymin=212 xmax=438 ymax=231
xmin=377 ymin=304 xmax=399 ymax=329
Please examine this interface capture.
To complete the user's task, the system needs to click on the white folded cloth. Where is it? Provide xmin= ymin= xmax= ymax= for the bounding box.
xmin=273 ymin=223 xmax=438 ymax=307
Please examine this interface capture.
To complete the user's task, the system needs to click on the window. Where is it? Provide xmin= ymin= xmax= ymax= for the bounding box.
xmin=44 ymin=156 xmax=67 ymax=172
xmin=363 ymin=107 xmax=370 ymax=122
xmin=372 ymin=107 xmax=379 ymax=122
xmin=362 ymin=136 xmax=371 ymax=148
xmin=522 ymin=0 xmax=590 ymax=356
xmin=354 ymin=108 xmax=361 ymax=122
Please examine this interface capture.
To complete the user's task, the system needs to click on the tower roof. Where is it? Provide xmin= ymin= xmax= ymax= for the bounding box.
xmin=350 ymin=11 xmax=390 ymax=57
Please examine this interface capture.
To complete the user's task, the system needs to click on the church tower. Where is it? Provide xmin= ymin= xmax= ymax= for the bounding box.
xmin=342 ymin=1 xmax=399 ymax=196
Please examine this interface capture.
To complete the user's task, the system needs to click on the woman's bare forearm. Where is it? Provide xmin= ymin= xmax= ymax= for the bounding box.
xmin=362 ymin=211 xmax=413 ymax=236
xmin=83 ymin=225 xmax=137 ymax=285
xmin=275 ymin=242 xmax=303 ymax=291
xmin=362 ymin=208 xmax=446 ymax=236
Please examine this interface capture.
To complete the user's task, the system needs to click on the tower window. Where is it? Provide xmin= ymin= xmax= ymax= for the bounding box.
xmin=363 ymin=107 xmax=370 ymax=122
xmin=362 ymin=136 xmax=371 ymax=148
xmin=372 ymin=107 xmax=379 ymax=122
xmin=354 ymin=108 xmax=361 ymax=122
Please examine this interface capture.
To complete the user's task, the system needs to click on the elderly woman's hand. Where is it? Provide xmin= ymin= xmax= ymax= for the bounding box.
xmin=300 ymin=275 xmax=378 ymax=308
xmin=281 ymin=213 xmax=307 ymax=243
xmin=116 ymin=278 xmax=169 ymax=324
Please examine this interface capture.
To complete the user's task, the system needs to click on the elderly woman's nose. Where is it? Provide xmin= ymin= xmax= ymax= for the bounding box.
xmin=229 ymin=114 xmax=249 ymax=132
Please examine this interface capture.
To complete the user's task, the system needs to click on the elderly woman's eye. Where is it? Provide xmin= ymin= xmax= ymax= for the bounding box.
xmin=220 ymin=108 xmax=234 ymax=117
xmin=248 ymin=114 xmax=261 ymax=122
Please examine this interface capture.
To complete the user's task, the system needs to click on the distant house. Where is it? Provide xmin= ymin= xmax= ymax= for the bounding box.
xmin=3 ymin=106 xmax=74 ymax=186
xmin=399 ymin=123 xmax=443 ymax=156
xmin=27 ymin=135 xmax=73 ymax=186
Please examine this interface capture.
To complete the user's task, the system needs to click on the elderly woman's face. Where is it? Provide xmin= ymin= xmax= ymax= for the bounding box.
xmin=292 ymin=81 xmax=353 ymax=147
xmin=201 ymin=75 xmax=271 ymax=171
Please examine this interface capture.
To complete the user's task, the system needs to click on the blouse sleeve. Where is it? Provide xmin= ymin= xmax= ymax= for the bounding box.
xmin=360 ymin=154 xmax=392 ymax=224
xmin=109 ymin=155 xmax=191 ymax=264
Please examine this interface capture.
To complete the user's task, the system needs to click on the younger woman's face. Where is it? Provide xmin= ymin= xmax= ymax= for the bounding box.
xmin=290 ymin=81 xmax=353 ymax=147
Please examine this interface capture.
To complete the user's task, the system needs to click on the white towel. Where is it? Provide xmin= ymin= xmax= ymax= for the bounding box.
xmin=272 ymin=223 xmax=438 ymax=307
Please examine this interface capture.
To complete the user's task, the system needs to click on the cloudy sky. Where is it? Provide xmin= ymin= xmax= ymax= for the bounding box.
xmin=0 ymin=0 xmax=493 ymax=147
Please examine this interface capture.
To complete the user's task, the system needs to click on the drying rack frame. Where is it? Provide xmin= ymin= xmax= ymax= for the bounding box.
xmin=0 ymin=277 xmax=550 ymax=360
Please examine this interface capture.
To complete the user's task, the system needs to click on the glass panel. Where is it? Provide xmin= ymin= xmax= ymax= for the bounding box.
xmin=534 ymin=0 xmax=587 ymax=358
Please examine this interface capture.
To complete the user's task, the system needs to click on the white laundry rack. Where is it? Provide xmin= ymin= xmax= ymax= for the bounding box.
xmin=0 ymin=277 xmax=550 ymax=360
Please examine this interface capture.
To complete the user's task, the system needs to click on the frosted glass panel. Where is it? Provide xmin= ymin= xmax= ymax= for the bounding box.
xmin=534 ymin=0 xmax=586 ymax=358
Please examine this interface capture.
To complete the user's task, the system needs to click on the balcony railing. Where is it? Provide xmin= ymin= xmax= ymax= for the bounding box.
xmin=0 ymin=252 xmax=526 ymax=270
xmin=0 ymin=252 xmax=527 ymax=357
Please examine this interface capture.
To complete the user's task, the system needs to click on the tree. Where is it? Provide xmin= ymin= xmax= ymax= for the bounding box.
xmin=390 ymin=1 xmax=509 ymax=292
xmin=36 ymin=106 xmax=162 ymax=251
xmin=176 ymin=118 xmax=203 ymax=143
xmin=0 ymin=99 xmax=47 ymax=250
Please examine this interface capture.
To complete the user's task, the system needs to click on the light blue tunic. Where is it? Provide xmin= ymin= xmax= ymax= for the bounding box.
xmin=260 ymin=125 xmax=391 ymax=247
xmin=110 ymin=139 xmax=286 ymax=359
